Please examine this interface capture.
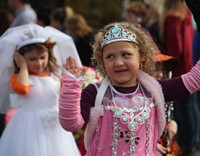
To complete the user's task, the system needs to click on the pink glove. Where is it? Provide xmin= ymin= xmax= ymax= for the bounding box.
xmin=59 ymin=72 xmax=85 ymax=131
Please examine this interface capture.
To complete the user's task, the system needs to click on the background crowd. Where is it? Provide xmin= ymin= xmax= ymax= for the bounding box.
xmin=0 ymin=0 xmax=200 ymax=156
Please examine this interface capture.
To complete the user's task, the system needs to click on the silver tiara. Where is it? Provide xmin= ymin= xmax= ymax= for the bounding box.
xmin=100 ymin=23 xmax=139 ymax=49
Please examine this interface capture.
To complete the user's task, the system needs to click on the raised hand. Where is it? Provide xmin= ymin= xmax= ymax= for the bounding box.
xmin=13 ymin=52 xmax=27 ymax=68
xmin=63 ymin=56 xmax=87 ymax=78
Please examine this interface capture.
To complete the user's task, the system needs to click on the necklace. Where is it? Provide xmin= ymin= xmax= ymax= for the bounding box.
xmin=106 ymin=83 xmax=154 ymax=131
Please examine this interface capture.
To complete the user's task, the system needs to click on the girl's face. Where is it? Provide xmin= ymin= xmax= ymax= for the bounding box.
xmin=23 ymin=49 xmax=49 ymax=74
xmin=102 ymin=41 xmax=140 ymax=87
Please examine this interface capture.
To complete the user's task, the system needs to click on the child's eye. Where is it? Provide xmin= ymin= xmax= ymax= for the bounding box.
xmin=106 ymin=55 xmax=114 ymax=59
xmin=122 ymin=53 xmax=130 ymax=57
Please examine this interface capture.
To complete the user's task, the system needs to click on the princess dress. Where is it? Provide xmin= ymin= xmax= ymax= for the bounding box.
xmin=0 ymin=74 xmax=80 ymax=156
xmin=83 ymin=72 xmax=165 ymax=156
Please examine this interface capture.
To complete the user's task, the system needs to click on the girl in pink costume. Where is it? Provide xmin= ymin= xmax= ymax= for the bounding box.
xmin=59 ymin=22 xmax=200 ymax=156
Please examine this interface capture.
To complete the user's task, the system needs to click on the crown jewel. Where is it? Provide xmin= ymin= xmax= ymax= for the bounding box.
xmin=101 ymin=23 xmax=139 ymax=49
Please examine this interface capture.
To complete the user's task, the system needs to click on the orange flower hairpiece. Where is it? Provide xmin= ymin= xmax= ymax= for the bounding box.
xmin=44 ymin=38 xmax=56 ymax=53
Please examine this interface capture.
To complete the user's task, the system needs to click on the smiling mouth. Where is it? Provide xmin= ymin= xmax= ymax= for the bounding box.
xmin=115 ymin=69 xmax=128 ymax=73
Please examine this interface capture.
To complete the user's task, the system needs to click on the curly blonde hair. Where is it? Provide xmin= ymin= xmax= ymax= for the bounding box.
xmin=92 ymin=22 xmax=157 ymax=77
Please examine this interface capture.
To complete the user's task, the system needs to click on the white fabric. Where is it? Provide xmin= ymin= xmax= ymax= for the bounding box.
xmin=0 ymin=74 xmax=80 ymax=156
xmin=0 ymin=23 xmax=82 ymax=113
xmin=94 ymin=76 xmax=109 ymax=115
xmin=16 ymin=38 xmax=46 ymax=50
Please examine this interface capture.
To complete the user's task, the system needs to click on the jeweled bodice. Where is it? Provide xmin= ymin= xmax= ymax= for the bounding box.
xmin=87 ymin=83 xmax=159 ymax=156
xmin=105 ymin=84 xmax=155 ymax=132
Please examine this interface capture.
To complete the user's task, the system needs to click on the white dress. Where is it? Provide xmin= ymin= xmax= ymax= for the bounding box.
xmin=0 ymin=74 xmax=80 ymax=156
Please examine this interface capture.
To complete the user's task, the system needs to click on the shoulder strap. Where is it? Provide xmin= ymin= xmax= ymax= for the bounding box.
xmin=94 ymin=76 xmax=109 ymax=115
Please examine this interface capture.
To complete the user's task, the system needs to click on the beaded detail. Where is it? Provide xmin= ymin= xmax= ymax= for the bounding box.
xmin=101 ymin=23 xmax=138 ymax=49
xmin=106 ymin=102 xmax=155 ymax=131
xmin=105 ymin=83 xmax=154 ymax=156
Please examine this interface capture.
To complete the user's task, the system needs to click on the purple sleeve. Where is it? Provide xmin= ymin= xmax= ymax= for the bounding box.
xmin=159 ymin=77 xmax=190 ymax=102
xmin=80 ymin=77 xmax=192 ymax=120
xmin=161 ymin=58 xmax=200 ymax=101
xmin=80 ymin=84 xmax=97 ymax=123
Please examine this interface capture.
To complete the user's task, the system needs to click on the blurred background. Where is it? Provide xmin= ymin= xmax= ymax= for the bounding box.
xmin=0 ymin=0 xmax=128 ymax=32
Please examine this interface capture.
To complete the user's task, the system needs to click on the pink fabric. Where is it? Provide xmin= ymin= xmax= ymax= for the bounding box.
xmin=137 ymin=71 xmax=165 ymax=137
xmin=86 ymin=106 xmax=159 ymax=156
xmin=84 ymin=107 xmax=103 ymax=150
xmin=181 ymin=59 xmax=200 ymax=94
xmin=59 ymin=72 xmax=85 ymax=131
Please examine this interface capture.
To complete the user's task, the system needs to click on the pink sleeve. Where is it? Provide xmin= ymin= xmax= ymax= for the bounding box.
xmin=59 ymin=72 xmax=85 ymax=132
xmin=181 ymin=59 xmax=200 ymax=94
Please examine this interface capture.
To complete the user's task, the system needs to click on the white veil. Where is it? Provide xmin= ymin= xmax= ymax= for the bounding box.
xmin=0 ymin=23 xmax=82 ymax=113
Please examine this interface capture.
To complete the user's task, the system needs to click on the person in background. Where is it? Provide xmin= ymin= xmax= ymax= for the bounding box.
xmin=185 ymin=0 xmax=200 ymax=152
xmin=8 ymin=0 xmax=36 ymax=27
xmin=0 ymin=9 xmax=13 ymax=36
xmin=65 ymin=6 xmax=75 ymax=19
xmin=153 ymin=53 xmax=180 ymax=155
xmin=125 ymin=1 xmax=148 ymax=27
xmin=36 ymin=6 xmax=51 ymax=27
xmin=50 ymin=7 xmax=68 ymax=34
xmin=185 ymin=0 xmax=200 ymax=32
xmin=66 ymin=14 xmax=94 ymax=67
xmin=159 ymin=0 xmax=199 ymax=155
xmin=144 ymin=0 xmax=165 ymax=54
xmin=0 ymin=9 xmax=14 ymax=137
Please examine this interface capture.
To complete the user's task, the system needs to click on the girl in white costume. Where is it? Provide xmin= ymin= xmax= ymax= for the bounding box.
xmin=0 ymin=24 xmax=81 ymax=156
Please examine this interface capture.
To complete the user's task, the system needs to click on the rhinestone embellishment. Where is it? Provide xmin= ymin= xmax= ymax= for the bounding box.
xmin=101 ymin=23 xmax=139 ymax=48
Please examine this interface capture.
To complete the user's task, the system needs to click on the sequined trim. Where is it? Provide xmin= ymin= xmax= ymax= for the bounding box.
xmin=107 ymin=83 xmax=153 ymax=156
